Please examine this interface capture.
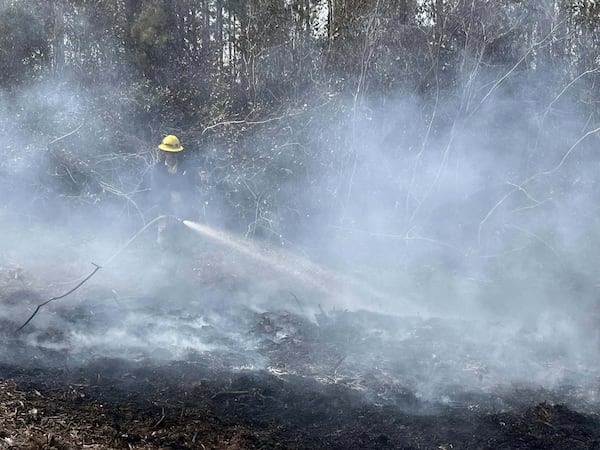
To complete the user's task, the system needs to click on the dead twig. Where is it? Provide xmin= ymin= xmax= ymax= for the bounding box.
xmin=153 ymin=408 xmax=166 ymax=428
xmin=202 ymin=111 xmax=301 ymax=134
xmin=98 ymin=180 xmax=146 ymax=224
xmin=201 ymin=99 xmax=332 ymax=134
xmin=332 ymin=356 xmax=346 ymax=374
xmin=289 ymin=291 xmax=304 ymax=313
xmin=47 ymin=123 xmax=84 ymax=149
xmin=15 ymin=263 xmax=101 ymax=333
xmin=542 ymin=126 xmax=600 ymax=176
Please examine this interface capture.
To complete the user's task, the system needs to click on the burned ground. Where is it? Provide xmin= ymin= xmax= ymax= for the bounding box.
xmin=1 ymin=245 xmax=600 ymax=449
xmin=2 ymin=361 xmax=600 ymax=450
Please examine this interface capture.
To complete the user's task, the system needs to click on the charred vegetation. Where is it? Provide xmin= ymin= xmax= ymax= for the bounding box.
xmin=2 ymin=0 xmax=600 ymax=448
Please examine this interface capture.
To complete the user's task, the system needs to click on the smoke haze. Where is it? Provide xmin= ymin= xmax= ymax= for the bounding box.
xmin=1 ymin=0 xmax=600 ymax=412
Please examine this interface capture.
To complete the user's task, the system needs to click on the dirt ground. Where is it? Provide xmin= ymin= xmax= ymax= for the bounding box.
xmin=1 ymin=246 xmax=600 ymax=449
xmin=1 ymin=360 xmax=600 ymax=450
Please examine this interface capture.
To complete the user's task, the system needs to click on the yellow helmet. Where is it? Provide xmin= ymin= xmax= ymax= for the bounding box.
xmin=158 ymin=135 xmax=184 ymax=152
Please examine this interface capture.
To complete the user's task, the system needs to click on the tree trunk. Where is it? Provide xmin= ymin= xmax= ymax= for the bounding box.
xmin=433 ymin=0 xmax=444 ymax=51
xmin=203 ymin=0 xmax=210 ymax=58
xmin=52 ymin=1 xmax=65 ymax=74
xmin=217 ymin=0 xmax=224 ymax=68
xmin=327 ymin=0 xmax=335 ymax=38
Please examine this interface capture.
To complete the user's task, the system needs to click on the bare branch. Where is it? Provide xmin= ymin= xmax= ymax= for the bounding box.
xmin=471 ymin=19 xmax=566 ymax=116
xmin=478 ymin=126 xmax=600 ymax=246
xmin=16 ymin=263 xmax=101 ymax=333
xmin=478 ymin=188 xmax=515 ymax=247
xmin=506 ymin=181 xmax=542 ymax=205
xmin=47 ymin=123 xmax=84 ymax=148
xmin=504 ymin=224 xmax=560 ymax=259
xmin=328 ymin=225 xmax=464 ymax=254
xmin=542 ymin=126 xmax=600 ymax=176
xmin=202 ymin=110 xmax=304 ymax=134
xmin=541 ymin=68 xmax=600 ymax=126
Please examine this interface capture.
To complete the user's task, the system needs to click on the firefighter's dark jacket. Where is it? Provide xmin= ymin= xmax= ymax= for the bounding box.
xmin=148 ymin=157 xmax=196 ymax=219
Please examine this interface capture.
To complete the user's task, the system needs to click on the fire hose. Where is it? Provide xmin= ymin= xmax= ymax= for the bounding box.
xmin=15 ymin=214 xmax=183 ymax=332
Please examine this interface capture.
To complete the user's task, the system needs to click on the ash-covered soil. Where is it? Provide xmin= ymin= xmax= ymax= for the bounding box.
xmin=2 ymin=358 xmax=600 ymax=450
xmin=1 ymin=251 xmax=600 ymax=449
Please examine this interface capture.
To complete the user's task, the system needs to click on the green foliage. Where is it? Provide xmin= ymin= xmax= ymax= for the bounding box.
xmin=130 ymin=1 xmax=171 ymax=69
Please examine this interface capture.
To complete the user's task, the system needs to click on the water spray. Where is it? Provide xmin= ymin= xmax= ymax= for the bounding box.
xmin=23 ymin=215 xmax=419 ymax=332
xmin=181 ymin=220 xmax=418 ymax=313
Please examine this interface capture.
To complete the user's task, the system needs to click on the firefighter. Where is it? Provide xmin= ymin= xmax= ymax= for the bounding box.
xmin=151 ymin=134 xmax=194 ymax=247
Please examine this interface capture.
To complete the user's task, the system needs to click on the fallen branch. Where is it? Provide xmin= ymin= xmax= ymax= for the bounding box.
xmin=153 ymin=408 xmax=166 ymax=428
xmin=15 ymin=263 xmax=101 ymax=333
xmin=332 ymin=355 xmax=346 ymax=374
xmin=47 ymin=123 xmax=84 ymax=149
xmin=201 ymin=99 xmax=332 ymax=134
xmin=289 ymin=291 xmax=304 ymax=313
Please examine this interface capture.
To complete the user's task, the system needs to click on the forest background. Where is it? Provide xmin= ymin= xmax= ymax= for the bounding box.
xmin=1 ymin=0 xmax=600 ymax=318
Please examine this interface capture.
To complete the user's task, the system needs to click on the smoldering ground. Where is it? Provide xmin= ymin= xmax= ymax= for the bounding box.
xmin=1 ymin=1 xmax=600 ymax=416
xmin=1 ymin=64 xmax=600 ymax=416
